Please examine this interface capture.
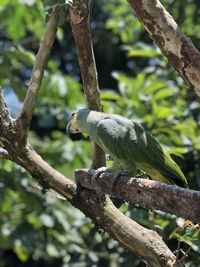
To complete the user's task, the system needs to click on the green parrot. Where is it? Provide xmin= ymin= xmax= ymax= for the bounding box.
xmin=67 ymin=109 xmax=188 ymax=187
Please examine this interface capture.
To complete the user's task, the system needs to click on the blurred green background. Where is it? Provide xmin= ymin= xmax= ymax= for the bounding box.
xmin=0 ymin=0 xmax=200 ymax=266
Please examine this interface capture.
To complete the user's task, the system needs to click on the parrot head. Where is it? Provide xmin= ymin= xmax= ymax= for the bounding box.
xmin=66 ymin=112 xmax=84 ymax=140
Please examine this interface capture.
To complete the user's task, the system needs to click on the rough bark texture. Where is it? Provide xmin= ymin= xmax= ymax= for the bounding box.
xmin=76 ymin=169 xmax=200 ymax=222
xmin=128 ymin=0 xmax=200 ymax=96
xmin=0 ymin=141 xmax=177 ymax=266
xmin=71 ymin=192 xmax=176 ymax=267
xmin=69 ymin=0 xmax=106 ymax=168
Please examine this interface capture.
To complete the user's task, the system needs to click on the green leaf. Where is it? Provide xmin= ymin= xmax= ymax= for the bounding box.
xmin=123 ymin=43 xmax=161 ymax=58
xmin=13 ymin=240 xmax=29 ymax=262
xmin=153 ymin=88 xmax=175 ymax=100
xmin=100 ymin=90 xmax=120 ymax=101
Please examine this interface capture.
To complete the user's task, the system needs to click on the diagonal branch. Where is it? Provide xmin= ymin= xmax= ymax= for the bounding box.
xmin=72 ymin=192 xmax=176 ymax=267
xmin=8 ymin=144 xmax=176 ymax=267
xmin=128 ymin=0 xmax=200 ymax=96
xmin=69 ymin=0 xmax=105 ymax=168
xmin=16 ymin=7 xmax=60 ymax=137
xmin=75 ymin=169 xmax=200 ymax=222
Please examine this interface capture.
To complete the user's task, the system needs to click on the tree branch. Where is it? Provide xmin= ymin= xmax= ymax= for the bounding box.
xmin=72 ymin=192 xmax=177 ymax=267
xmin=128 ymin=0 xmax=200 ymax=97
xmin=16 ymin=7 xmax=60 ymax=137
xmin=5 ymin=144 xmax=176 ymax=267
xmin=0 ymin=89 xmax=9 ymax=117
xmin=69 ymin=0 xmax=105 ymax=168
xmin=75 ymin=169 xmax=200 ymax=222
xmin=10 ymin=144 xmax=75 ymax=200
xmin=0 ymin=90 xmax=11 ymax=138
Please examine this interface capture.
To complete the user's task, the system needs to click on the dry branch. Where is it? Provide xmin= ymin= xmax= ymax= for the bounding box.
xmin=128 ymin=0 xmax=200 ymax=96
xmin=16 ymin=7 xmax=60 ymax=136
xmin=75 ymin=169 xmax=200 ymax=222
xmin=69 ymin=0 xmax=105 ymax=168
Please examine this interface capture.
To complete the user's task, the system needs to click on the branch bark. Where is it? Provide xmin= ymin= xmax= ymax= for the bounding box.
xmin=72 ymin=191 xmax=176 ymax=267
xmin=69 ymin=0 xmax=105 ymax=168
xmin=1 ymin=142 xmax=176 ymax=267
xmin=75 ymin=169 xmax=200 ymax=222
xmin=0 ymin=91 xmax=177 ymax=265
xmin=128 ymin=0 xmax=200 ymax=97
xmin=16 ymin=7 xmax=60 ymax=140
xmin=0 ymin=90 xmax=9 ymax=119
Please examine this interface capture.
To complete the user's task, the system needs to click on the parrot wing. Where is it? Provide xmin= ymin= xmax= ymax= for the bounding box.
xmin=96 ymin=117 xmax=187 ymax=187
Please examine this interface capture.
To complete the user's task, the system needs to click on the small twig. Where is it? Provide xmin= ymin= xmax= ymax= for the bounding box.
xmin=175 ymin=239 xmax=182 ymax=261
xmin=16 ymin=7 xmax=60 ymax=136
xmin=75 ymin=168 xmax=200 ymax=222
xmin=128 ymin=0 xmax=200 ymax=96
xmin=0 ymin=148 xmax=10 ymax=159
xmin=179 ymin=246 xmax=192 ymax=263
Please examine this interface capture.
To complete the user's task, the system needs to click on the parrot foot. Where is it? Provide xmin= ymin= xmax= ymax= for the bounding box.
xmin=92 ymin=167 xmax=127 ymax=185
xmin=111 ymin=171 xmax=127 ymax=184
xmin=92 ymin=167 xmax=112 ymax=183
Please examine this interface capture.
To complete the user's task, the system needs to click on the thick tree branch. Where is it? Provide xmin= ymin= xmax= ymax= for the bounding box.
xmin=69 ymin=0 xmax=105 ymax=168
xmin=75 ymin=169 xmax=200 ymax=222
xmin=128 ymin=0 xmax=200 ymax=96
xmin=3 ymin=144 xmax=176 ymax=267
xmin=7 ymin=144 xmax=75 ymax=200
xmin=72 ymin=192 xmax=176 ymax=267
xmin=16 ymin=7 xmax=60 ymax=138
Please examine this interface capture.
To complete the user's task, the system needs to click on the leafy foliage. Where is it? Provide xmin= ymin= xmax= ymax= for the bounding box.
xmin=0 ymin=0 xmax=200 ymax=266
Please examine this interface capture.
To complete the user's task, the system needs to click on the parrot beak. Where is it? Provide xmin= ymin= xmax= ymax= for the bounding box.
xmin=66 ymin=113 xmax=83 ymax=141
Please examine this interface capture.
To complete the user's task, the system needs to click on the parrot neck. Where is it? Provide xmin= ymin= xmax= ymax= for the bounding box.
xmin=76 ymin=109 xmax=105 ymax=141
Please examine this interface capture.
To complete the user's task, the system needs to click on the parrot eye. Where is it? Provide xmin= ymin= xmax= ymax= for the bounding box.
xmin=71 ymin=112 xmax=75 ymax=117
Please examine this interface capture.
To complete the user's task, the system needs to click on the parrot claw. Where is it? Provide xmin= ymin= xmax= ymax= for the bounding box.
xmin=92 ymin=167 xmax=127 ymax=185
xmin=92 ymin=167 xmax=112 ymax=183
xmin=111 ymin=171 xmax=127 ymax=184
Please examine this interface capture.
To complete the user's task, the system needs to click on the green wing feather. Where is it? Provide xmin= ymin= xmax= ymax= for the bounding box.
xmin=96 ymin=117 xmax=188 ymax=187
